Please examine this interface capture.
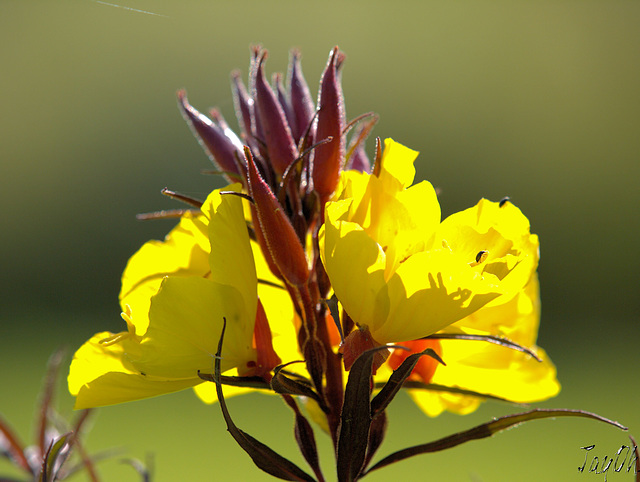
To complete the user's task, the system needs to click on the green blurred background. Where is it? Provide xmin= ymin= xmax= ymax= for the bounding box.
xmin=1 ymin=1 xmax=638 ymax=480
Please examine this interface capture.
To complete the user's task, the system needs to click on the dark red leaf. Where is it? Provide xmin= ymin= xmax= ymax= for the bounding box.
xmin=336 ymin=346 xmax=389 ymax=482
xmin=370 ymin=347 xmax=444 ymax=417
xmin=282 ymin=395 xmax=325 ymax=482
xmin=365 ymin=409 xmax=628 ymax=476
xmin=213 ymin=319 xmax=316 ymax=482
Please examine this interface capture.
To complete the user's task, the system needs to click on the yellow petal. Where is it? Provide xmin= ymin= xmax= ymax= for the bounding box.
xmin=349 ymin=177 xmax=440 ymax=278
xmin=119 ymin=213 xmax=210 ymax=335
xmin=135 ymin=276 xmax=256 ymax=379
xmin=192 ymin=379 xmax=254 ymax=404
xmin=433 ymin=198 xmax=539 ymax=304
xmin=408 ymin=390 xmax=482 ymax=418
xmin=443 ymin=275 xmax=542 ymax=346
xmin=319 ymin=200 xmax=388 ymax=334
xmin=68 ymin=331 xmax=199 ymax=409
xmin=372 ymin=249 xmax=501 ymax=343
xmin=406 ymin=276 xmax=560 ymax=416
xmin=379 ymin=138 xmax=419 ymax=189
xmin=322 ymin=140 xmax=509 ymax=344
xmin=407 ymin=345 xmax=559 ymax=417
xmin=68 ymin=332 xmax=137 ymax=396
xmin=202 ymin=184 xmax=257 ymax=319
xmin=74 ymin=372 xmax=200 ymax=410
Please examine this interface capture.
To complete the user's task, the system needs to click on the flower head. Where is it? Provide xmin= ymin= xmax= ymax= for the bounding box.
xmin=65 ymin=49 xmax=572 ymax=481
xmin=320 ymin=139 xmax=539 ymax=350
xmin=392 ymin=275 xmax=560 ymax=416
xmin=68 ymin=187 xmax=291 ymax=408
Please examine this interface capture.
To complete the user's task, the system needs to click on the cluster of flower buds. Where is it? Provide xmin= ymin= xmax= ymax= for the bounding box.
xmin=178 ymin=47 xmax=380 ymax=424
xmin=65 ymin=47 xmax=630 ymax=482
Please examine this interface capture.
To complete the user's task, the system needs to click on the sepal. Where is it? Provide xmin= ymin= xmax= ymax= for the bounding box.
xmin=313 ymin=47 xmax=346 ymax=202
xmin=177 ymin=90 xmax=243 ymax=182
xmin=246 ymin=148 xmax=309 ymax=286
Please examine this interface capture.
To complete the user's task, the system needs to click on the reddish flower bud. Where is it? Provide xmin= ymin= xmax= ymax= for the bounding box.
xmin=313 ymin=47 xmax=346 ymax=201
xmin=254 ymin=54 xmax=298 ymax=176
xmin=247 ymin=298 xmax=281 ymax=379
xmin=249 ymin=202 xmax=283 ymax=281
xmin=274 ymin=72 xmax=297 ymax=140
xmin=231 ymin=72 xmax=262 ymax=156
xmin=340 ymin=326 xmax=389 ymax=373
xmin=245 ymin=148 xmax=309 ymax=286
xmin=388 ymin=339 xmax=443 ymax=384
xmin=288 ymin=50 xmax=316 ymax=143
xmin=230 ymin=72 xmax=254 ymax=138
xmin=177 ymin=90 xmax=243 ymax=182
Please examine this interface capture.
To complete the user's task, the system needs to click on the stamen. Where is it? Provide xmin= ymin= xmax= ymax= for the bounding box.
xmin=136 ymin=209 xmax=198 ymax=220
xmin=372 ymin=136 xmax=383 ymax=177
xmin=99 ymin=332 xmax=128 ymax=346
xmin=345 ymin=114 xmax=379 ymax=167
xmin=219 ymin=191 xmax=255 ymax=204
xmin=161 ymin=188 xmax=204 ymax=208
xmin=499 ymin=196 xmax=510 ymax=207
xmin=342 ymin=112 xmax=377 ymax=136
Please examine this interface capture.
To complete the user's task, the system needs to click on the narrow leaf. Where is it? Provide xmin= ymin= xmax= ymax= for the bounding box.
xmin=214 ymin=319 xmax=315 ymax=482
xmin=67 ymin=410 xmax=100 ymax=482
xmin=425 ymin=333 xmax=542 ymax=362
xmin=37 ymin=350 xmax=65 ymax=461
xmin=393 ymin=381 xmax=528 ymax=406
xmin=121 ymin=457 xmax=152 ymax=482
xmin=370 ymin=348 xmax=444 ymax=417
xmin=271 ymin=364 xmax=325 ymax=409
xmin=336 ymin=346 xmax=388 ymax=482
xmin=198 ymin=371 xmax=272 ymax=390
xmin=39 ymin=432 xmax=71 ymax=482
xmin=65 ymin=439 xmax=100 ymax=482
xmin=63 ymin=448 xmax=124 ymax=479
xmin=282 ymin=395 xmax=325 ymax=482
xmin=365 ymin=409 xmax=628 ymax=475
xmin=0 ymin=414 xmax=31 ymax=474
xmin=363 ymin=412 xmax=387 ymax=473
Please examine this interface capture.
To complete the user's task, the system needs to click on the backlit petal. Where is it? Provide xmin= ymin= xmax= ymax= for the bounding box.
xmin=136 ymin=276 xmax=255 ymax=379
xmin=119 ymin=213 xmax=210 ymax=335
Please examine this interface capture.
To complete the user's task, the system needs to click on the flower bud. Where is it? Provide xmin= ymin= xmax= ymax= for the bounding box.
xmin=340 ymin=326 xmax=389 ymax=373
xmin=388 ymin=339 xmax=442 ymax=384
xmin=245 ymin=148 xmax=309 ymax=286
xmin=254 ymin=54 xmax=299 ymax=176
xmin=177 ymin=90 xmax=243 ymax=182
xmin=313 ymin=47 xmax=346 ymax=202
xmin=249 ymin=298 xmax=281 ymax=379
xmin=288 ymin=49 xmax=316 ymax=143
xmin=231 ymin=72 xmax=257 ymax=146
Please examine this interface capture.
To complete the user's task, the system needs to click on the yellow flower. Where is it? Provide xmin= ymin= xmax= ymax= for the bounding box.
xmin=397 ymin=275 xmax=560 ymax=416
xmin=68 ymin=186 xmax=296 ymax=409
xmin=319 ymin=138 xmax=539 ymax=346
